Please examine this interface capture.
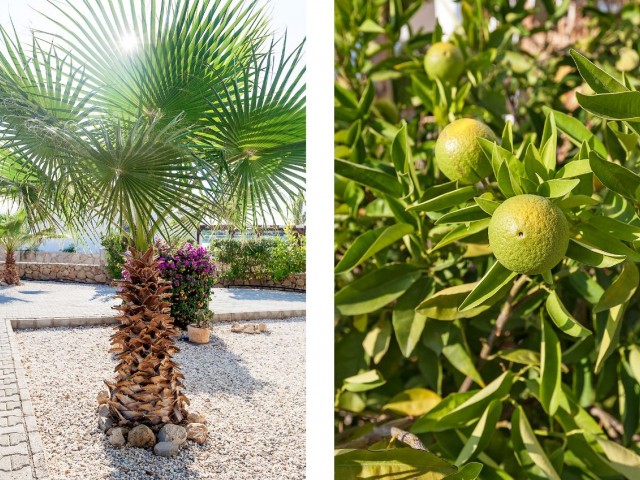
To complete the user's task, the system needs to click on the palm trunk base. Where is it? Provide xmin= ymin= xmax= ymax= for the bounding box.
xmin=105 ymin=246 xmax=189 ymax=428
xmin=3 ymin=252 xmax=21 ymax=285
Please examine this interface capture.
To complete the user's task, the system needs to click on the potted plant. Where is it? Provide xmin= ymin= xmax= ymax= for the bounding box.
xmin=187 ymin=309 xmax=214 ymax=344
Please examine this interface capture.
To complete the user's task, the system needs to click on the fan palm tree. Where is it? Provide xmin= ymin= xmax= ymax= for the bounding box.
xmin=0 ymin=210 xmax=57 ymax=285
xmin=0 ymin=0 xmax=305 ymax=428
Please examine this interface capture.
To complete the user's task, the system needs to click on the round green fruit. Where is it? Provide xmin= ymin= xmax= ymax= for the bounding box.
xmin=434 ymin=118 xmax=496 ymax=184
xmin=488 ymin=194 xmax=570 ymax=275
xmin=424 ymin=42 xmax=464 ymax=84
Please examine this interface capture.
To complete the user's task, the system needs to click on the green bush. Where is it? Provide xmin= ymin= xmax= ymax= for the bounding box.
xmin=210 ymin=232 xmax=306 ymax=282
xmin=335 ymin=1 xmax=640 ymax=478
xmin=101 ymin=232 xmax=128 ymax=280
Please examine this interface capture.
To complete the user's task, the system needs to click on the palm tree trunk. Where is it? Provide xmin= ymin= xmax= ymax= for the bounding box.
xmin=3 ymin=250 xmax=21 ymax=285
xmin=105 ymin=247 xmax=189 ymax=428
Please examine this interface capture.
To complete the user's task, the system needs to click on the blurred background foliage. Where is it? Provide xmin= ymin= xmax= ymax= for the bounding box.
xmin=334 ymin=1 xmax=640 ymax=478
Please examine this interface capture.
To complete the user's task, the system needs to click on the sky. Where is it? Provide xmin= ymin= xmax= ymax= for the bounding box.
xmin=0 ymin=0 xmax=305 ymax=56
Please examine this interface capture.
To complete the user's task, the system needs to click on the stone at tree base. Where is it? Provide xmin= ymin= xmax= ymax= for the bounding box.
xmin=96 ymin=391 xmax=109 ymax=404
xmin=154 ymin=441 xmax=179 ymax=457
xmin=186 ymin=423 xmax=208 ymax=445
xmin=97 ymin=404 xmax=110 ymax=417
xmin=128 ymin=425 xmax=156 ymax=448
xmin=187 ymin=411 xmax=206 ymax=424
xmin=98 ymin=416 xmax=113 ymax=432
xmin=109 ymin=428 xmax=125 ymax=447
xmin=158 ymin=424 xmax=187 ymax=445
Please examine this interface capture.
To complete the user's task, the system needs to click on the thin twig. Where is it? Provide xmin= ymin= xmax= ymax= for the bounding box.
xmin=459 ymin=275 xmax=530 ymax=392
xmin=336 ymin=417 xmax=414 ymax=450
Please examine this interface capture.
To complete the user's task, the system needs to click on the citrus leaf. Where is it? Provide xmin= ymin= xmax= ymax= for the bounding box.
xmin=416 ymin=283 xmax=491 ymax=320
xmin=335 ymin=265 xmax=422 ymax=315
xmin=343 ymin=370 xmax=386 ymax=392
xmin=540 ymin=316 xmax=562 ymax=416
xmin=496 ymin=160 xmax=516 ymax=197
xmin=545 ymin=290 xmax=592 ymax=337
xmin=537 ymin=178 xmax=580 ymax=198
xmin=459 ymin=262 xmax=517 ymax=312
xmin=358 ymin=19 xmax=386 ymax=34
xmin=570 ymin=49 xmax=627 ymax=94
xmin=511 ymin=406 xmax=562 ymax=480
xmin=541 ymin=112 xmax=557 ymax=174
xmin=566 ymin=239 xmax=626 ymax=268
xmin=595 ymin=437 xmax=640 ymax=480
xmin=411 ymin=390 xmax=479 ymax=434
xmin=336 ymin=158 xmax=403 ymax=196
xmin=496 ymin=349 xmax=540 ymax=365
xmin=408 ymin=186 xmax=479 ymax=212
xmin=577 ymin=222 xmax=640 ymax=262
xmin=363 ymin=318 xmax=392 ymax=364
xmin=435 ymin=205 xmax=489 ymax=224
xmin=589 ymin=151 xmax=640 ymax=202
xmin=442 ymin=341 xmax=485 ymax=388
xmin=555 ymin=160 xmax=592 ymax=178
xmin=455 ymin=399 xmax=502 ymax=466
xmin=383 ymin=388 xmax=442 ymax=416
xmin=443 ymin=463 xmax=483 ymax=480
xmin=629 ymin=346 xmax=640 ymax=385
xmin=544 ymin=107 xmax=607 ymax=157
xmin=595 ymin=304 xmax=625 ymax=374
xmin=335 ymin=223 xmax=415 ymax=273
xmin=576 ymin=92 xmax=640 ymax=121
xmin=474 ymin=196 xmax=501 ymax=214
xmin=438 ymin=372 xmax=513 ymax=428
xmin=594 ymin=261 xmax=639 ymax=313
xmin=431 ymin=219 xmax=491 ymax=252
xmin=334 ymin=448 xmax=457 ymax=480
xmin=393 ymin=279 xmax=434 ymax=357
xmin=588 ymin=216 xmax=640 ymax=243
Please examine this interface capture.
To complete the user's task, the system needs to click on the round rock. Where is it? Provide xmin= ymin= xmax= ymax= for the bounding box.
xmin=186 ymin=423 xmax=208 ymax=445
xmin=187 ymin=411 xmax=206 ymax=424
xmin=97 ymin=404 xmax=110 ymax=418
xmin=98 ymin=416 xmax=113 ymax=432
xmin=109 ymin=428 xmax=125 ymax=448
xmin=154 ymin=441 xmax=179 ymax=457
xmin=128 ymin=425 xmax=156 ymax=448
xmin=96 ymin=390 xmax=109 ymax=405
xmin=158 ymin=424 xmax=187 ymax=445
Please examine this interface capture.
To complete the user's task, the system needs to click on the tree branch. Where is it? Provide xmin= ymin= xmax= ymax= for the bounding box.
xmin=336 ymin=417 xmax=425 ymax=450
xmin=459 ymin=275 xmax=530 ymax=392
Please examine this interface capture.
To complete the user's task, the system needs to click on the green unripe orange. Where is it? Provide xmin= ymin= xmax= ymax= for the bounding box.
xmin=488 ymin=195 xmax=570 ymax=275
xmin=434 ymin=118 xmax=497 ymax=184
xmin=424 ymin=42 xmax=464 ymax=84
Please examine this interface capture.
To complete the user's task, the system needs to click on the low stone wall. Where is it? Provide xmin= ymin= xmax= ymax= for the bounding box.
xmin=216 ymin=272 xmax=305 ymax=291
xmin=0 ymin=262 xmax=110 ymax=284
xmin=1 ymin=251 xmax=104 ymax=265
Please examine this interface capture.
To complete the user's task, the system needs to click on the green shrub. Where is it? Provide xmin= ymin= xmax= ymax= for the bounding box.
xmin=61 ymin=243 xmax=76 ymax=253
xmin=101 ymin=232 xmax=128 ymax=280
xmin=335 ymin=1 xmax=640 ymax=478
xmin=210 ymin=232 xmax=306 ymax=282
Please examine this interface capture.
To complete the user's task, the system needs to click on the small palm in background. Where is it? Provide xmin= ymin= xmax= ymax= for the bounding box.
xmin=0 ymin=210 xmax=57 ymax=285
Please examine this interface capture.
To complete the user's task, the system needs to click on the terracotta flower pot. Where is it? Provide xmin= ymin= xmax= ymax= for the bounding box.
xmin=187 ymin=325 xmax=211 ymax=344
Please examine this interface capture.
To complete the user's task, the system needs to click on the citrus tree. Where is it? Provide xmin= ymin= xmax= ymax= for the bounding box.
xmin=335 ymin=2 xmax=640 ymax=479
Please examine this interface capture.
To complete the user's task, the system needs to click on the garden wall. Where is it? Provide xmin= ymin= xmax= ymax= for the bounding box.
xmin=215 ymin=272 xmax=306 ymax=291
xmin=0 ymin=251 xmax=110 ymax=284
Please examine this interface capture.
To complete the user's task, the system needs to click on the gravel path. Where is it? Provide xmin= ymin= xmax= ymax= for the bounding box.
xmin=15 ymin=319 xmax=306 ymax=480
xmin=0 ymin=281 xmax=306 ymax=320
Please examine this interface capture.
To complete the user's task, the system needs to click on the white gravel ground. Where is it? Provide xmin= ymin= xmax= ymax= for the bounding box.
xmin=15 ymin=318 xmax=306 ymax=480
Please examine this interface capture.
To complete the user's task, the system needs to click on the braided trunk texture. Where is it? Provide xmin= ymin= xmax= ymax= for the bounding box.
xmin=3 ymin=250 xmax=21 ymax=285
xmin=105 ymin=247 xmax=189 ymax=428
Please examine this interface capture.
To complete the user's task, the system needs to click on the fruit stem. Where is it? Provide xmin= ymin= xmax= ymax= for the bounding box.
xmin=459 ymin=274 xmax=530 ymax=393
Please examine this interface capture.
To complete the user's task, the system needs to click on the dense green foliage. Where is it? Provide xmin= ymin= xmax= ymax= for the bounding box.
xmin=100 ymin=232 xmax=129 ymax=280
xmin=210 ymin=231 xmax=306 ymax=282
xmin=335 ymin=1 xmax=640 ymax=479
